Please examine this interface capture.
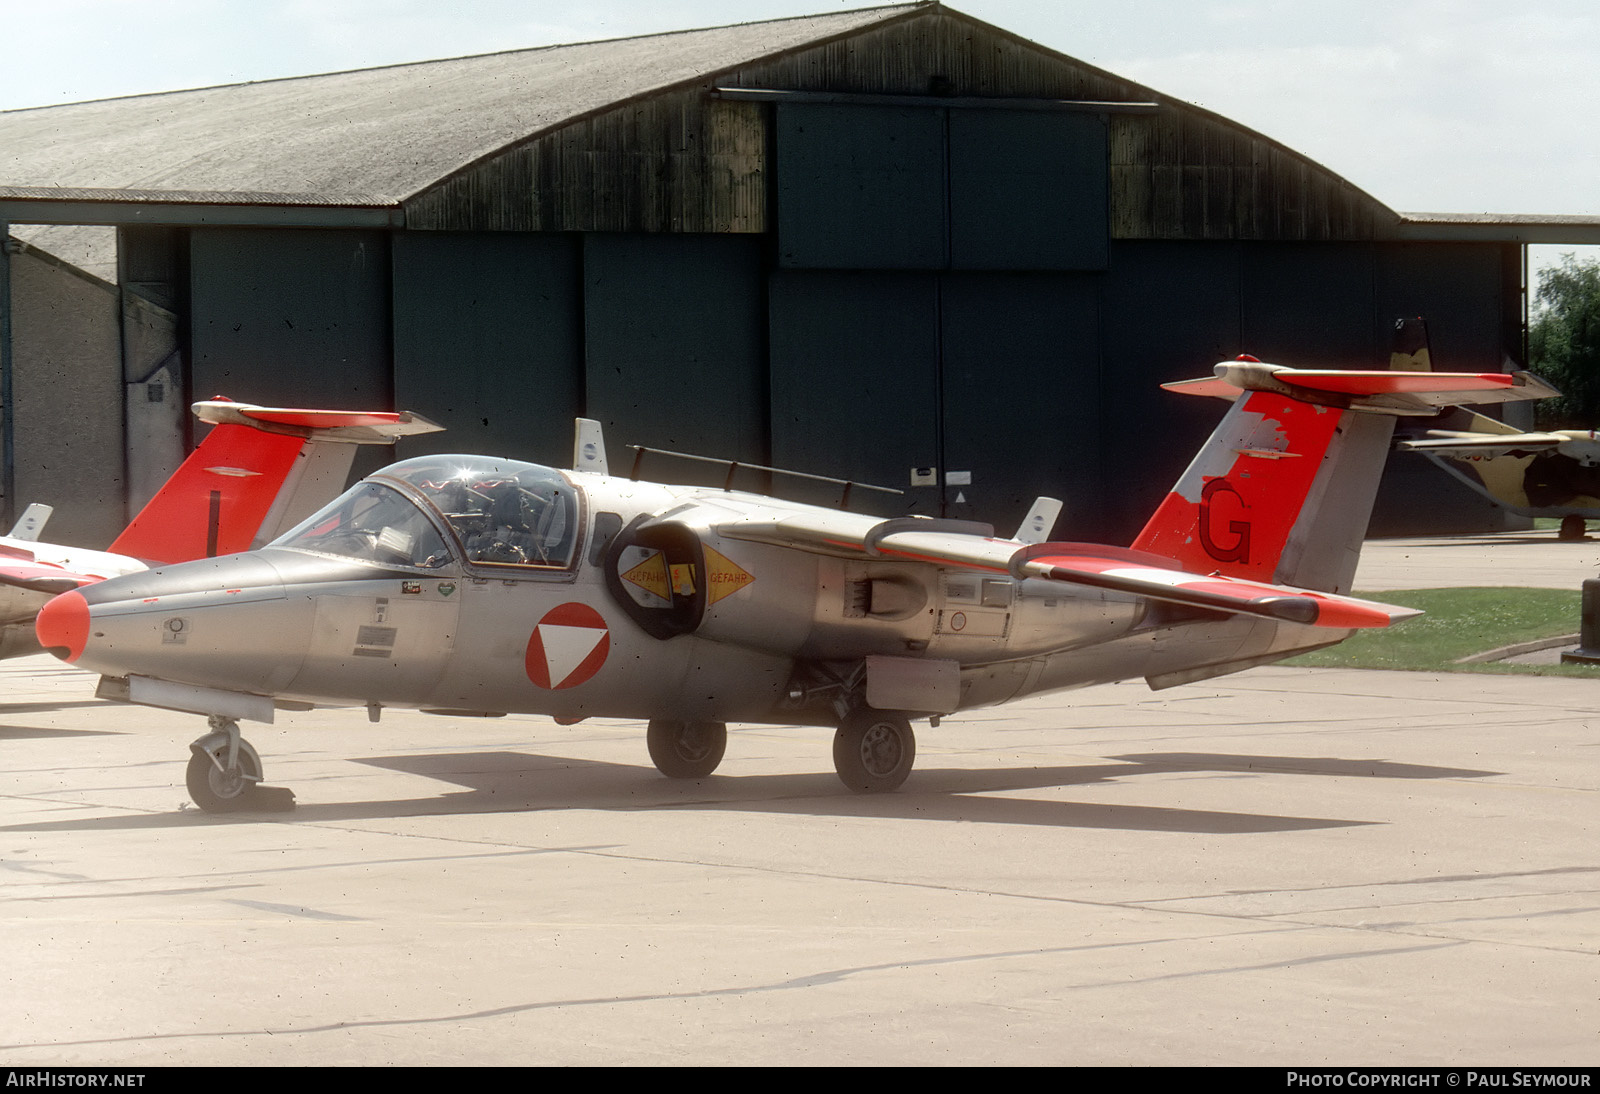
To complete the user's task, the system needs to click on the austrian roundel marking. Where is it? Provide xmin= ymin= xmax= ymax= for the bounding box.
xmin=525 ymin=602 xmax=611 ymax=690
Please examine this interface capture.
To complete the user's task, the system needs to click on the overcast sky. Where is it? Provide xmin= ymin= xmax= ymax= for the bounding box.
xmin=3 ymin=0 xmax=1595 ymax=270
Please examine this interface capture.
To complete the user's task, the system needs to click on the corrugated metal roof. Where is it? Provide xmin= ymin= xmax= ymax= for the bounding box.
xmin=0 ymin=184 xmax=385 ymax=206
xmin=0 ymin=4 xmax=918 ymax=207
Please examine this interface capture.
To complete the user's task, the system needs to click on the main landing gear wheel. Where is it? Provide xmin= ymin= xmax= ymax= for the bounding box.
xmin=833 ymin=710 xmax=916 ymax=793
xmin=186 ymin=737 xmax=264 ymax=813
xmin=1560 ymin=514 xmax=1587 ymax=542
xmin=647 ymin=719 xmax=728 ymax=779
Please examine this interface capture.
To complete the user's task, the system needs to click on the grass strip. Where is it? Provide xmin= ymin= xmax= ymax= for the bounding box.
xmin=1285 ymin=587 xmax=1599 ymax=676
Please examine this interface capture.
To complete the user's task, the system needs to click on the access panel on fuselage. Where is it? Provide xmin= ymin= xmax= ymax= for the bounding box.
xmin=291 ymin=588 xmax=461 ymax=705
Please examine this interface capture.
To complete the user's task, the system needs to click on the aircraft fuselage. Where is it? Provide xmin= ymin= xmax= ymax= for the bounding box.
xmin=39 ymin=457 xmax=1330 ymax=727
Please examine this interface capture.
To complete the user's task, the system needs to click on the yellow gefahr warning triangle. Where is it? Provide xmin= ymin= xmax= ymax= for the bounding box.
xmin=705 ymin=546 xmax=755 ymax=606
xmin=622 ymin=549 xmax=670 ymax=601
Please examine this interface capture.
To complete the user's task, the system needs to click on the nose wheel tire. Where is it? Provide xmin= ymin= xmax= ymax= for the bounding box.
xmin=833 ymin=710 xmax=915 ymax=792
xmin=647 ymin=719 xmax=728 ymax=779
xmin=186 ymin=740 xmax=264 ymax=813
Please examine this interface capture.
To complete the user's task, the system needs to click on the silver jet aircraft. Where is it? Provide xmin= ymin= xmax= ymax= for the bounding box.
xmin=35 ymin=361 xmax=1552 ymax=812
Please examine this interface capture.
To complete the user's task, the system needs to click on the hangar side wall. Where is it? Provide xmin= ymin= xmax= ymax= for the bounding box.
xmin=8 ymin=247 xmax=125 ymax=547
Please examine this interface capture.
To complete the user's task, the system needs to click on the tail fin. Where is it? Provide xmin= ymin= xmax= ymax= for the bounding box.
xmin=1388 ymin=317 xmax=1537 ymax=437
xmin=108 ymin=400 xmax=443 ymax=565
xmin=1389 ymin=316 xmax=1432 ymax=372
xmin=1132 ymin=360 xmax=1556 ymax=593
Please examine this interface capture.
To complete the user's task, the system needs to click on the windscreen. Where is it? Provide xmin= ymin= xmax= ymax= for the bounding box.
xmin=376 ymin=456 xmax=581 ymax=569
xmin=274 ymin=482 xmax=454 ymax=570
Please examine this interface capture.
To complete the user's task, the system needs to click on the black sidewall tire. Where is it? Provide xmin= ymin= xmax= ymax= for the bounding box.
xmin=833 ymin=711 xmax=915 ymax=793
xmin=185 ymin=744 xmax=262 ymax=813
xmin=647 ymin=719 xmax=728 ymax=779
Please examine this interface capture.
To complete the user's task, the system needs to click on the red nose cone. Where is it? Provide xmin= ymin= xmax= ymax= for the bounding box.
xmin=36 ymin=590 xmax=90 ymax=662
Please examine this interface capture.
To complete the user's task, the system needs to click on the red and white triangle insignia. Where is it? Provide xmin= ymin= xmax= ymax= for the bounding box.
xmin=525 ymin=602 xmax=610 ymax=690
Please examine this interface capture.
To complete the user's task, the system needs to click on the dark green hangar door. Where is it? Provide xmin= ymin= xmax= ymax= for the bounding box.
xmin=190 ymin=228 xmax=393 ymax=408
xmin=768 ymin=100 xmax=1111 ymax=537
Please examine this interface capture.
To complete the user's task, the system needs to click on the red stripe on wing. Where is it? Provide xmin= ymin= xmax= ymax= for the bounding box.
xmin=236 ymin=408 xmax=406 ymax=429
xmin=1283 ymin=371 xmax=1515 ymax=395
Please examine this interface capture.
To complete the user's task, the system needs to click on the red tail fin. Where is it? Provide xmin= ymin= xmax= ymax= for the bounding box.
xmin=1133 ymin=391 xmax=1348 ymax=585
xmin=1132 ymin=361 xmax=1555 ymax=592
xmin=108 ymin=400 xmax=442 ymax=565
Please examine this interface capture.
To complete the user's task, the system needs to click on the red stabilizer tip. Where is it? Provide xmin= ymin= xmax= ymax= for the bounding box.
xmin=36 ymin=591 xmax=89 ymax=662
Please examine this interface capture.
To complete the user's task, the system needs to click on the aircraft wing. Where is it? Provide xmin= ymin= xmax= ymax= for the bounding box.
xmin=0 ymin=555 xmax=101 ymax=595
xmin=1010 ymin=547 xmax=1417 ymax=628
xmin=1397 ymin=432 xmax=1567 ymax=459
xmin=716 ymin=515 xmax=1416 ymax=629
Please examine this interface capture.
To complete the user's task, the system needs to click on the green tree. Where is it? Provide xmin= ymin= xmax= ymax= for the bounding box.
xmin=1530 ymin=254 xmax=1600 ymax=428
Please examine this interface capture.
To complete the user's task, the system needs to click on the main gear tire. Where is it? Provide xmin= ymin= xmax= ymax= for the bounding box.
xmin=647 ymin=720 xmax=727 ymax=779
xmin=833 ymin=710 xmax=915 ymax=793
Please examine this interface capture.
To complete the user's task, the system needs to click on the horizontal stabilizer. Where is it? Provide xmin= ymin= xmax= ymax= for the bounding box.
xmin=1274 ymin=371 xmax=1520 ymax=396
xmin=194 ymin=400 xmax=444 ymax=443
xmin=0 ymin=559 xmax=99 ymax=596
xmin=1163 ymin=361 xmax=1559 ymax=415
xmin=0 ymin=539 xmax=149 ymax=609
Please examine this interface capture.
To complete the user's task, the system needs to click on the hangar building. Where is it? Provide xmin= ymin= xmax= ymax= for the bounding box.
xmin=3 ymin=2 xmax=1598 ymax=547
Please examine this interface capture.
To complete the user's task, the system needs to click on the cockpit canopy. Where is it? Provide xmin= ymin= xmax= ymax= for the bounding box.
xmin=274 ymin=455 xmax=582 ymax=572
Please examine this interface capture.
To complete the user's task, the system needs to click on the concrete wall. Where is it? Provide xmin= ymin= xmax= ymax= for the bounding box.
xmin=8 ymin=245 xmax=125 ymax=547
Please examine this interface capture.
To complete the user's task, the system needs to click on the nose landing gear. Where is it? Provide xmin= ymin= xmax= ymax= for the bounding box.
xmin=185 ymin=715 xmax=294 ymax=813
